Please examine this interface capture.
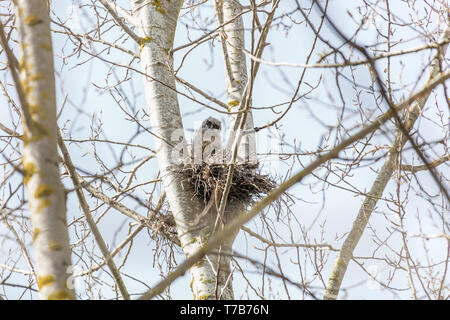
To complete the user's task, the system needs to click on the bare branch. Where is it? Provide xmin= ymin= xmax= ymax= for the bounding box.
xmin=400 ymin=154 xmax=450 ymax=173
xmin=98 ymin=0 xmax=141 ymax=44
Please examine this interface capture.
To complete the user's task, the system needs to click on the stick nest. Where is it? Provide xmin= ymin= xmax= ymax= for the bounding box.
xmin=175 ymin=163 xmax=276 ymax=205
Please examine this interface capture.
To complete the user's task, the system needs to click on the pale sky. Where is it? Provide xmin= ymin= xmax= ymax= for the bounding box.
xmin=0 ymin=0 xmax=448 ymax=299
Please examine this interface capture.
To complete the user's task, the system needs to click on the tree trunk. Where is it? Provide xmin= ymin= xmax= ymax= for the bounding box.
xmin=130 ymin=0 xmax=238 ymax=299
xmin=15 ymin=0 xmax=74 ymax=300
xmin=324 ymin=25 xmax=450 ymax=300
xmin=215 ymin=0 xmax=256 ymax=165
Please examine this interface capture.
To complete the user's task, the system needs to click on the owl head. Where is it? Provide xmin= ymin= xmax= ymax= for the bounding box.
xmin=202 ymin=117 xmax=221 ymax=130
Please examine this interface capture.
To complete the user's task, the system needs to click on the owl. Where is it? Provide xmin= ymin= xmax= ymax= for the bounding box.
xmin=192 ymin=117 xmax=223 ymax=164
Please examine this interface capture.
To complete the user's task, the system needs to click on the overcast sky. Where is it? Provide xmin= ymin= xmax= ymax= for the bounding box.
xmin=0 ymin=0 xmax=448 ymax=299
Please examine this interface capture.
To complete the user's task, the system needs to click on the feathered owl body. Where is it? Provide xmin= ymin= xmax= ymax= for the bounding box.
xmin=192 ymin=117 xmax=223 ymax=164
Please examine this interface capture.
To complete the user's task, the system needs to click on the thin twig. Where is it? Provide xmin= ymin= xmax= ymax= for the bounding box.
xmin=57 ymin=129 xmax=131 ymax=300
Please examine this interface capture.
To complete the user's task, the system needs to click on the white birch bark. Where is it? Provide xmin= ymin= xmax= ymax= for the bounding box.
xmin=324 ymin=25 xmax=450 ymax=300
xmin=15 ymin=0 xmax=74 ymax=300
xmin=129 ymin=0 xmax=236 ymax=299
xmin=215 ymin=0 xmax=256 ymax=165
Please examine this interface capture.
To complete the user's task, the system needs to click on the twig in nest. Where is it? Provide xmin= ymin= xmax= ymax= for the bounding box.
xmin=175 ymin=163 xmax=276 ymax=205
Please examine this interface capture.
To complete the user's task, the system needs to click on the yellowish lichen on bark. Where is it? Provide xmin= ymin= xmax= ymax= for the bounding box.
xmin=34 ymin=184 xmax=53 ymax=198
xmin=29 ymin=103 xmax=41 ymax=116
xmin=22 ymin=122 xmax=50 ymax=145
xmin=37 ymin=274 xmax=55 ymax=289
xmin=29 ymin=72 xmax=45 ymax=82
xmin=151 ymin=0 xmax=166 ymax=14
xmin=18 ymin=56 xmax=33 ymax=72
xmin=20 ymin=78 xmax=34 ymax=97
xmin=16 ymin=6 xmax=24 ymax=17
xmin=201 ymin=279 xmax=213 ymax=284
xmin=139 ymin=36 xmax=152 ymax=51
xmin=228 ymin=100 xmax=240 ymax=107
xmin=48 ymin=241 xmax=63 ymax=251
xmin=325 ymin=257 xmax=347 ymax=297
xmin=36 ymin=198 xmax=51 ymax=213
xmin=47 ymin=290 xmax=73 ymax=300
xmin=32 ymin=227 xmax=41 ymax=241
xmin=23 ymin=161 xmax=37 ymax=185
xmin=29 ymin=101 xmax=49 ymax=119
xmin=227 ymin=100 xmax=240 ymax=112
xmin=24 ymin=14 xmax=42 ymax=26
